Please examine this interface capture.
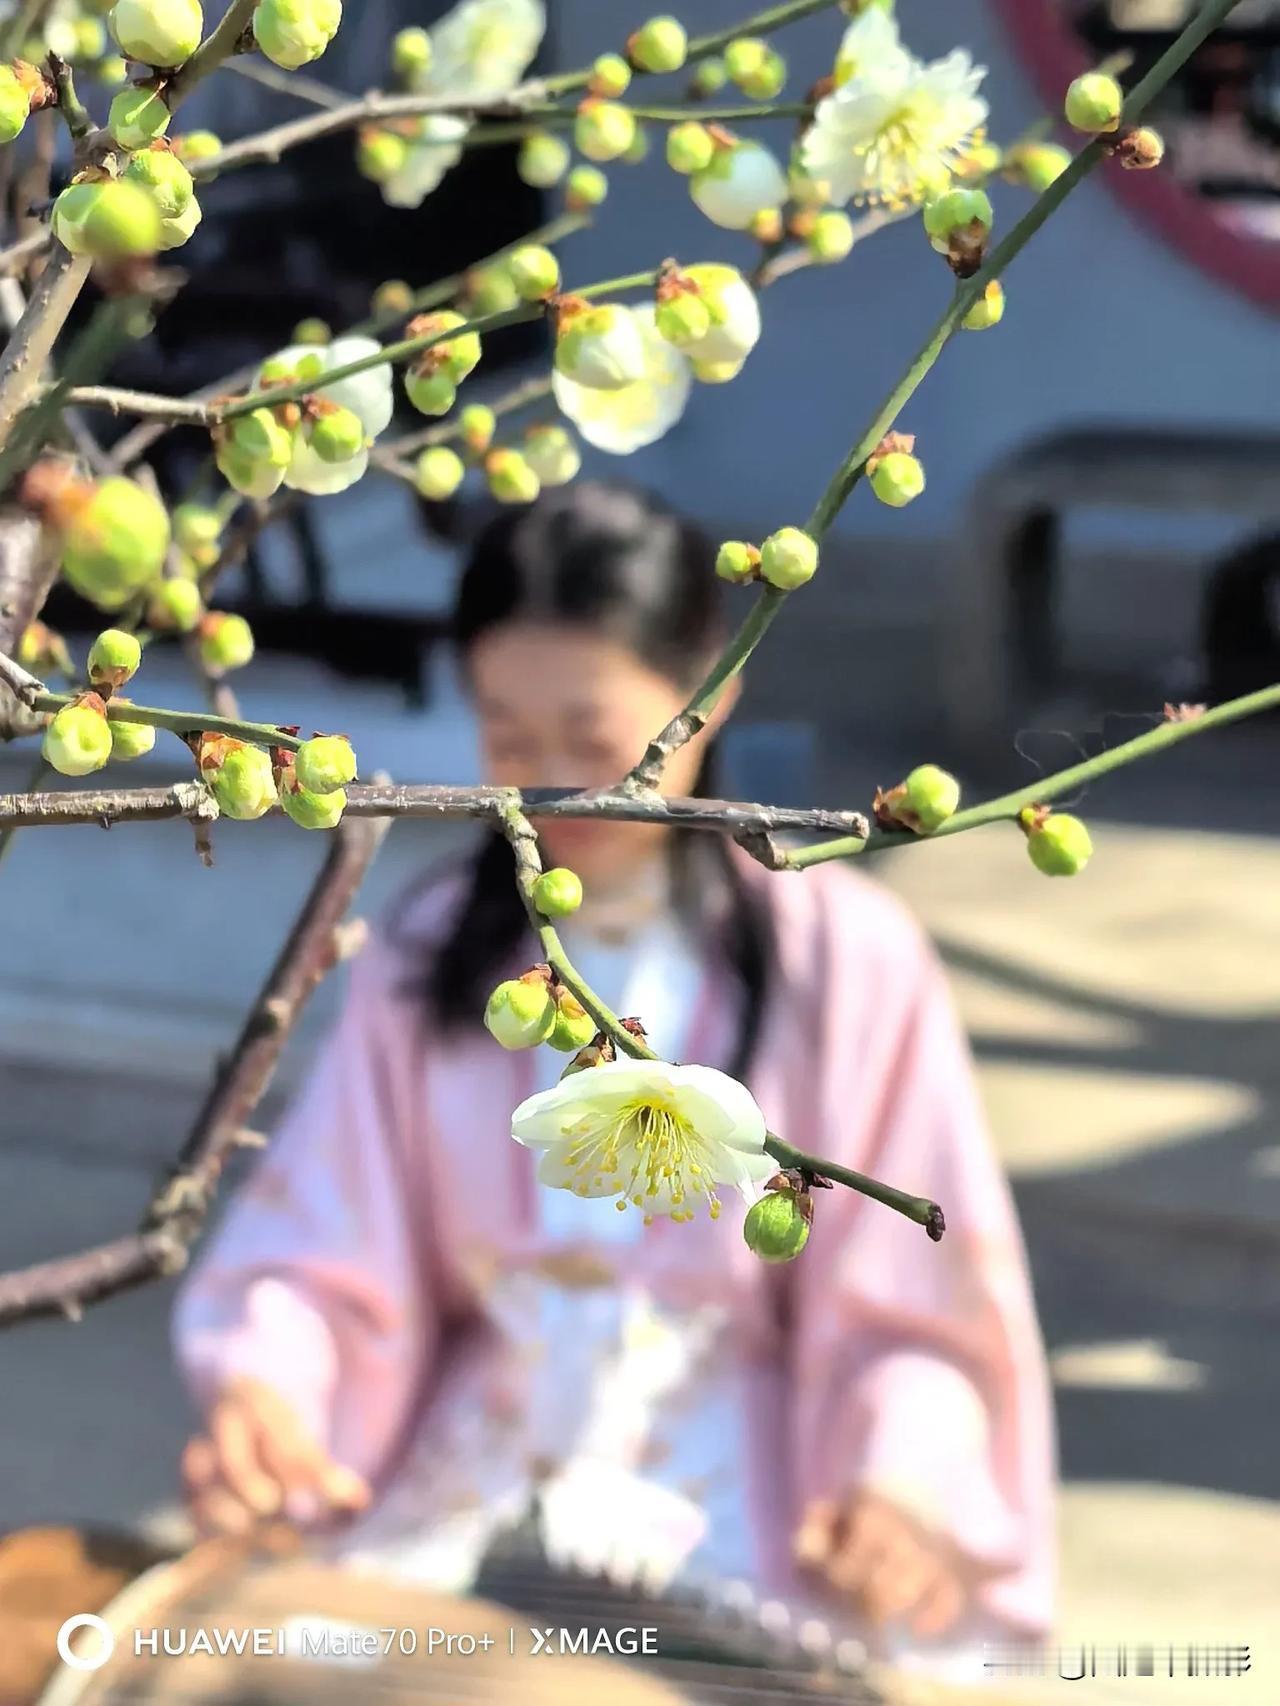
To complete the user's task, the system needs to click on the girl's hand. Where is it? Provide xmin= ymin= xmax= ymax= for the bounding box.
xmin=181 ymin=1376 xmax=371 ymax=1537
xmin=793 ymin=1490 xmax=979 ymax=1638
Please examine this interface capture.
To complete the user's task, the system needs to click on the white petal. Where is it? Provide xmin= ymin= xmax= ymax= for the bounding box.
xmin=552 ymin=305 xmax=691 ymax=454
xmin=382 ymin=120 xmax=469 ymax=207
xmin=284 ymin=441 xmax=368 ymax=495
xmin=667 ymin=1063 xmax=767 ymax=1152
xmin=318 ymin=338 xmax=395 ymax=436
xmin=423 ymin=0 xmax=545 ymax=100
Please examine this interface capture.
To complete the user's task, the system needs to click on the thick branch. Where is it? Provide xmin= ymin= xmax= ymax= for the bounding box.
xmin=0 ymin=807 xmax=389 ymax=1325
xmin=0 ymin=776 xmax=870 ymax=845
xmin=0 ymin=245 xmax=92 ymax=451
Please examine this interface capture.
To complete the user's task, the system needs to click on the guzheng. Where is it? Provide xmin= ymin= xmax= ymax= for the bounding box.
xmin=19 ymin=1521 xmax=888 ymax=1706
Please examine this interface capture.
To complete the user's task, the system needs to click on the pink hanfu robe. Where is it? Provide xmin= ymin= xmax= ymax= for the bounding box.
xmin=173 ymin=854 xmax=1057 ymax=1680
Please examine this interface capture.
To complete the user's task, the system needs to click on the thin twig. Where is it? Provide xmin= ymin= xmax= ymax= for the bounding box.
xmin=0 ymin=807 xmax=390 ymax=1325
xmin=223 ymin=54 xmax=351 ymax=110
xmin=495 ymin=794 xmax=941 ymax=1234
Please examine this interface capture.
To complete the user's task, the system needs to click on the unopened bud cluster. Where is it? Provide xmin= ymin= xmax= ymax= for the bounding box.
xmin=716 ymin=526 xmax=818 ymax=592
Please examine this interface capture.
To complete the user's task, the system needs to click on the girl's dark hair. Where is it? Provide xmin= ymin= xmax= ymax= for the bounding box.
xmin=399 ymin=482 xmax=773 ymax=1081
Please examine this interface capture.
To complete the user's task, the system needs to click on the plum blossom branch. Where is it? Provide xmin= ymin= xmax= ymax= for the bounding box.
xmin=0 ymin=807 xmax=389 ymax=1326
xmin=495 ymin=795 xmax=944 ymax=1235
xmin=0 ymin=771 xmax=870 ymax=844
xmin=620 ymin=0 xmax=1246 ymax=798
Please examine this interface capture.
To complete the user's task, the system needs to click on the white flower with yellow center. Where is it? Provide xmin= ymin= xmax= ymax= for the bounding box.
xmin=801 ymin=19 xmax=987 ymax=210
xmin=552 ymin=304 xmax=691 ymax=454
xmin=512 ymin=1058 xmax=775 ymax=1224
xmin=376 ymin=0 xmax=544 ymax=208
xmin=258 ymin=337 xmax=394 ymax=495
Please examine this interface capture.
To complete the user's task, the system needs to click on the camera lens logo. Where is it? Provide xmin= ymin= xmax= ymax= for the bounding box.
xmin=56 ymin=1614 xmax=116 ymax=1673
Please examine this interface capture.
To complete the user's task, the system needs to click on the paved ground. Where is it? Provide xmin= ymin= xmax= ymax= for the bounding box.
xmin=2 ymin=539 xmax=1278 ymax=1702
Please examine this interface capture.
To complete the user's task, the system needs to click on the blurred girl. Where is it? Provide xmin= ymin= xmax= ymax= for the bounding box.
xmin=174 ymin=482 xmax=1056 ymax=1681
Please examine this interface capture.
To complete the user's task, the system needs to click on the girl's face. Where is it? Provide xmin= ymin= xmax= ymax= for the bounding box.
xmin=468 ymin=621 xmax=726 ymax=884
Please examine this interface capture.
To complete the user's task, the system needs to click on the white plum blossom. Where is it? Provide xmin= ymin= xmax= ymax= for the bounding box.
xmin=800 ymin=10 xmax=987 ymax=209
xmin=552 ymin=305 xmax=692 ymax=454
xmin=381 ymin=116 xmax=470 ymax=209
xmin=378 ymin=0 xmax=545 ymax=208
xmin=675 ymin=264 xmax=762 ymax=367
xmin=257 ymin=337 xmax=394 ymax=496
xmin=690 ymin=139 xmax=788 ymax=231
xmin=511 ymin=1058 xmax=775 ymax=1224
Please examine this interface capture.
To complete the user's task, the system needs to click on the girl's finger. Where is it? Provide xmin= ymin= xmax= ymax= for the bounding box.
xmin=211 ymin=1399 xmax=284 ymax=1517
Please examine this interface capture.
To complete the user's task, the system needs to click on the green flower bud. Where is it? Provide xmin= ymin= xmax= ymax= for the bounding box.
xmin=108 ymin=698 xmax=156 ymax=760
xmin=590 ymin=52 xmax=631 ymax=98
xmin=356 ymin=127 xmax=409 ymax=183
xmin=292 ymin=316 xmax=331 ymax=345
xmin=565 ymin=163 xmax=608 ymax=209
xmin=170 ymin=127 xmax=221 ymax=167
xmin=414 ymin=445 xmax=465 ymax=501
xmin=147 ymin=576 xmax=203 ymax=632
xmin=54 ymin=178 xmax=163 ymax=259
xmin=518 ymin=130 xmax=571 ymax=189
xmin=1024 ymin=810 xmax=1093 ymax=877
xmin=109 ymin=0 xmax=203 ymax=66
xmin=460 ymin=403 xmax=496 ymax=453
xmin=922 ymin=186 xmax=992 ymax=253
xmin=870 ymin=450 xmax=925 ymax=508
xmin=655 ymin=291 xmax=712 ymax=347
xmin=252 ymin=0 xmax=342 ymax=71
xmin=0 ymin=65 xmax=32 ymax=144
xmin=692 ymin=57 xmax=727 ymax=96
xmin=759 ymin=525 xmax=818 ymax=591
xmin=508 ymin=243 xmax=560 ymax=302
xmin=280 ymin=776 xmax=346 ymax=829
xmin=124 ymin=144 xmax=194 ymax=217
xmin=60 ymin=476 xmax=170 ymax=608
xmin=309 ymin=404 xmax=365 ymax=463
xmin=548 ymin=991 xmax=597 ymax=1054
xmin=43 ymin=700 xmax=113 ymax=776
xmin=738 ymin=48 xmax=785 ymax=101
xmin=531 ymin=866 xmax=584 ymax=917
xmin=418 ymin=309 xmax=481 ymax=383
xmin=391 ymin=25 xmax=432 ymax=83
xmin=87 ymin=626 xmax=141 ymax=687
xmin=464 ymin=263 xmax=519 ymax=316
xmin=574 ymin=99 xmax=636 ymax=164
xmin=1065 ymin=71 xmax=1123 ymax=135
xmin=807 ymin=209 xmax=855 ymax=264
xmin=958 ymin=139 xmax=1002 ymax=178
xmin=724 ymin=36 xmax=768 ymax=85
xmin=900 ymin=763 xmax=960 ymax=832
xmin=17 ymin=620 xmax=73 ymax=678
xmin=98 ymin=56 xmax=130 ymax=86
xmin=294 ymin=733 xmax=356 ymax=793
xmin=198 ymin=611 xmax=254 ymax=672
xmin=743 ymin=1187 xmax=811 ymax=1263
xmin=962 ymin=279 xmax=1004 ymax=331
xmin=208 ymin=742 xmax=277 ymax=820
xmin=666 ymin=120 xmax=714 ymax=175
xmin=156 ymin=193 xmax=201 ymax=249
xmin=405 ymin=369 xmax=456 ymax=417
xmin=628 ymin=15 xmax=687 ymax=74
xmin=108 ymin=85 xmax=170 ymax=150
xmin=371 ymin=278 xmax=414 ymax=318
xmin=485 ymin=448 xmax=541 ymax=505
xmin=216 ymin=437 xmax=286 ymax=499
xmin=523 ymin=423 xmax=580 ymax=487
xmin=484 ymin=976 xmax=556 ymax=1049
xmin=229 ymin=406 xmax=294 ymax=467
xmin=715 ymin=540 xmax=758 ymax=584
